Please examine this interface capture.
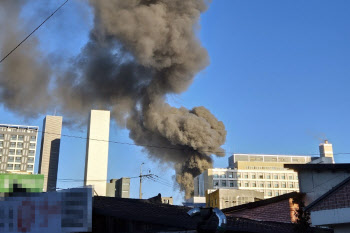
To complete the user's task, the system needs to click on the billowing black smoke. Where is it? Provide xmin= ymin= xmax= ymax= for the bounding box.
xmin=0 ymin=0 xmax=226 ymax=198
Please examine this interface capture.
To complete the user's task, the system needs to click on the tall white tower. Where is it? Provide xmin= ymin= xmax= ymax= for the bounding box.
xmin=84 ymin=110 xmax=110 ymax=196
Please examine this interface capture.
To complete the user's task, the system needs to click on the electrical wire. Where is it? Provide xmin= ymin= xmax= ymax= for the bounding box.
xmin=0 ymin=0 xmax=70 ymax=64
xmin=23 ymin=129 xmax=350 ymax=157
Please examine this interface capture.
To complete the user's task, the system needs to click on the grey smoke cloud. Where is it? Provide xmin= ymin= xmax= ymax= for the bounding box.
xmin=0 ymin=0 xmax=51 ymax=117
xmin=0 ymin=0 xmax=226 ymax=198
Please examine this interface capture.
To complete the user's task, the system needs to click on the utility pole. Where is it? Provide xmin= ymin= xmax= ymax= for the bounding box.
xmin=139 ymin=162 xmax=144 ymax=199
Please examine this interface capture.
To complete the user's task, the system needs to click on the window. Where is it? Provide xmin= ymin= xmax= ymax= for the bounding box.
xmin=267 ymin=183 xmax=271 ymax=188
xmin=229 ymin=181 xmax=234 ymax=187
xmin=29 ymin=143 xmax=36 ymax=149
xmin=260 ymin=183 xmax=264 ymax=187
xmin=282 ymin=183 xmax=286 ymax=188
xmin=27 ymin=157 xmax=34 ymax=163
xmin=244 ymin=175 xmax=248 ymax=179
xmin=274 ymin=175 xmax=278 ymax=179
xmin=0 ymin=134 xmax=4 ymax=139
xmin=16 ymin=150 xmax=22 ymax=155
xmin=14 ymin=164 xmax=20 ymax=170
xmin=9 ymin=149 xmax=15 ymax=155
xmin=8 ymin=156 xmax=14 ymax=162
xmin=0 ymin=156 xmax=2 ymax=162
xmin=296 ymin=183 xmax=299 ymax=188
xmin=252 ymin=183 xmax=256 ymax=187
xmin=27 ymin=165 xmax=33 ymax=170
xmin=237 ymin=174 xmax=241 ymax=178
xmin=18 ymin=135 xmax=24 ymax=141
xmin=30 ymin=136 xmax=36 ymax=141
xmin=281 ymin=175 xmax=286 ymax=179
xmin=213 ymin=180 xmax=219 ymax=186
xmin=0 ymin=149 xmax=2 ymax=155
xmin=15 ymin=157 xmax=21 ymax=163
xmin=244 ymin=183 xmax=249 ymax=187
xmin=238 ymin=182 xmax=241 ymax=187
xmin=213 ymin=174 xmax=219 ymax=178
xmin=228 ymin=173 xmax=233 ymax=178
xmin=28 ymin=150 xmax=35 ymax=156
xmin=259 ymin=175 xmax=263 ymax=179
xmin=220 ymin=174 xmax=226 ymax=178
xmin=275 ymin=192 xmax=279 ymax=196
xmin=289 ymin=175 xmax=293 ymax=180
xmin=0 ymin=141 xmax=3 ymax=147
xmin=266 ymin=174 xmax=271 ymax=179
xmin=274 ymin=184 xmax=279 ymax=188
xmin=268 ymin=192 xmax=272 ymax=196
xmin=10 ymin=142 xmax=16 ymax=147
xmin=252 ymin=175 xmax=256 ymax=179
xmin=289 ymin=184 xmax=294 ymax=188
xmin=7 ymin=164 xmax=13 ymax=169
xmin=17 ymin=142 xmax=23 ymax=148
xmin=221 ymin=181 xmax=227 ymax=187
xmin=11 ymin=135 xmax=17 ymax=140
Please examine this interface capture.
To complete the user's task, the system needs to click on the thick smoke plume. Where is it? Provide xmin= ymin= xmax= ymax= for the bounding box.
xmin=0 ymin=0 xmax=226 ymax=198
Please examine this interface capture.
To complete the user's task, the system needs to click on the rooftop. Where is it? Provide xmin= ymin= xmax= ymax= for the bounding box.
xmin=284 ymin=163 xmax=350 ymax=172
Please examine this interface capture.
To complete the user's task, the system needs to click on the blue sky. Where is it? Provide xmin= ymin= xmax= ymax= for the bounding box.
xmin=0 ymin=0 xmax=349 ymax=204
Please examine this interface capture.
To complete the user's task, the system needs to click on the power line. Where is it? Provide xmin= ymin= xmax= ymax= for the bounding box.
xmin=20 ymin=128 xmax=350 ymax=156
xmin=0 ymin=0 xmax=69 ymax=64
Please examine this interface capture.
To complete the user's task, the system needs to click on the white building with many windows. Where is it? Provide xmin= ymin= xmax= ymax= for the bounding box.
xmin=0 ymin=124 xmax=39 ymax=173
xmin=194 ymin=154 xmax=313 ymax=199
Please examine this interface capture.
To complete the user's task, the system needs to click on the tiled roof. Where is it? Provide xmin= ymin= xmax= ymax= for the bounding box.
xmin=93 ymin=196 xmax=198 ymax=230
xmin=93 ymin=196 xmax=333 ymax=233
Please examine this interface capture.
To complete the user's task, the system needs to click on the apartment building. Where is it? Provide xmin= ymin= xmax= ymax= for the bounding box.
xmin=0 ymin=124 xmax=39 ymax=173
xmin=194 ymin=154 xmax=312 ymax=199
xmin=106 ymin=177 xmax=130 ymax=198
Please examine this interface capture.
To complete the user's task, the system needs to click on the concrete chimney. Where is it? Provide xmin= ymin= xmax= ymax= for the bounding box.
xmin=319 ymin=140 xmax=334 ymax=163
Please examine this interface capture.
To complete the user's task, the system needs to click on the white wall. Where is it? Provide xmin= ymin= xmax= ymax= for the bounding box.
xmin=298 ymin=171 xmax=350 ymax=206
xmin=84 ymin=110 xmax=110 ymax=196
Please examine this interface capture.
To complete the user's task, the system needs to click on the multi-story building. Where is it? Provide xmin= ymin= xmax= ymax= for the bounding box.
xmin=84 ymin=110 xmax=110 ymax=196
xmin=0 ymin=124 xmax=39 ymax=174
xmin=206 ymin=189 xmax=264 ymax=209
xmin=106 ymin=177 xmax=130 ymax=198
xmin=38 ymin=115 xmax=63 ymax=192
xmin=194 ymin=154 xmax=312 ymax=199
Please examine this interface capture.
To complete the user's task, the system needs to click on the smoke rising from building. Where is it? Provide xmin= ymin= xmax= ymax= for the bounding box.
xmin=0 ymin=0 xmax=226 ymax=198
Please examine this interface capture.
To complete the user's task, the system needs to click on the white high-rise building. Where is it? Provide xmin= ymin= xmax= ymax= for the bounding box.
xmin=84 ymin=110 xmax=110 ymax=196
xmin=194 ymin=154 xmax=313 ymax=199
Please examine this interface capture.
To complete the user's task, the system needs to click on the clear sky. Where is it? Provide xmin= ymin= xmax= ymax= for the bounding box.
xmin=0 ymin=0 xmax=349 ymax=204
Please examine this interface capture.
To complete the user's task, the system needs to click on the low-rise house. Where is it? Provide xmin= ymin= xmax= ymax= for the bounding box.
xmin=222 ymin=192 xmax=301 ymax=223
xmin=305 ymin=176 xmax=350 ymax=233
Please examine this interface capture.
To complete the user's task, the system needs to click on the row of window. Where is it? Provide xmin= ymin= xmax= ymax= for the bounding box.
xmin=0 ymin=148 xmax=35 ymax=156
xmin=213 ymin=173 xmax=297 ymax=180
xmin=6 ymin=164 xmax=33 ymax=171
xmin=213 ymin=180 xmax=298 ymax=189
xmin=0 ymin=134 xmax=36 ymax=141
xmin=0 ymin=156 xmax=34 ymax=163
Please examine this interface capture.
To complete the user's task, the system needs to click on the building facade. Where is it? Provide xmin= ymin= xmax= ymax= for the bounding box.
xmin=84 ymin=110 xmax=110 ymax=196
xmin=38 ymin=116 xmax=63 ymax=192
xmin=206 ymin=189 xmax=264 ymax=209
xmin=106 ymin=177 xmax=130 ymax=198
xmin=194 ymin=154 xmax=312 ymax=199
xmin=0 ymin=124 xmax=39 ymax=174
